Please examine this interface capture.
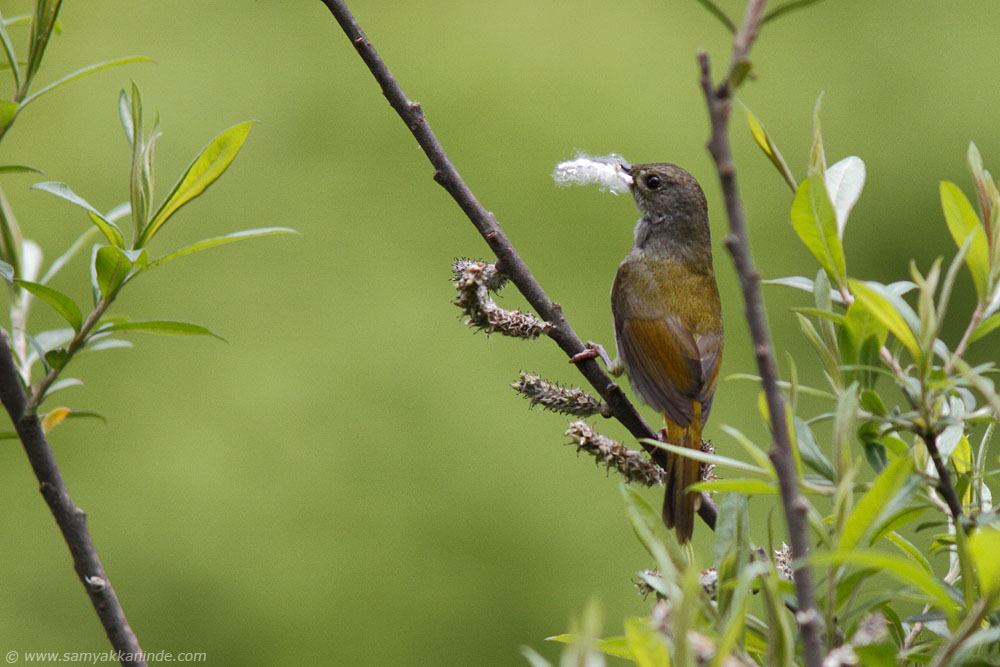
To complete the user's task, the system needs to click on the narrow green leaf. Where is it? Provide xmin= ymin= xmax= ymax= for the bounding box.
xmin=620 ymin=484 xmax=682 ymax=584
xmin=794 ymin=417 xmax=835 ymax=481
xmin=19 ymin=56 xmax=153 ymax=110
xmin=146 ymin=227 xmax=297 ymax=269
xmin=0 ymin=164 xmax=43 ymax=174
xmin=100 ymin=320 xmax=225 ymax=341
xmin=0 ymin=186 xmax=23 ymax=277
xmin=825 ymin=156 xmax=865 ymax=239
xmin=0 ymin=9 xmax=21 ymax=91
xmin=745 ymin=106 xmax=797 ymax=192
xmin=721 ymin=425 xmax=775 ymax=473
xmin=87 ymin=211 xmax=125 ymax=248
xmin=545 ymin=635 xmax=631 ymax=660
xmin=624 ymin=617 xmax=669 ymax=667
xmin=840 ymin=456 xmax=914 ymax=550
xmin=31 ymin=181 xmax=125 ymax=247
xmin=810 ymin=92 xmax=826 ymax=175
xmin=809 ymin=549 xmax=959 ymax=618
xmin=650 ymin=440 xmax=771 ymax=477
xmin=0 ymin=99 xmax=18 ymax=128
xmin=940 ymin=181 xmax=990 ymax=300
xmin=14 ymin=279 xmax=82 ymax=330
xmin=848 ymin=279 xmax=921 ymax=360
xmin=519 ymin=646 xmax=552 ymax=667
xmin=791 ymin=174 xmax=847 ymax=287
xmin=46 ymin=377 xmax=83 ymax=396
xmin=690 ymin=479 xmax=778 ymax=495
xmin=94 ymin=245 xmax=132 ymax=298
xmin=762 ymin=0 xmax=830 ymax=25
xmin=968 ymin=527 xmax=1000 ymax=602
xmin=884 ymin=531 xmax=933 ymax=576
xmin=967 ymin=142 xmax=994 ymax=225
xmin=971 ymin=312 xmax=1000 ymax=343
xmin=759 ymin=564 xmax=794 ymax=667
xmin=141 ymin=121 xmax=255 ymax=246
xmin=693 ymin=0 xmax=736 ymax=32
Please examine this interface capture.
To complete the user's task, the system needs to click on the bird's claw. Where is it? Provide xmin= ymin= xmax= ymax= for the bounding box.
xmin=570 ymin=341 xmax=612 ymax=367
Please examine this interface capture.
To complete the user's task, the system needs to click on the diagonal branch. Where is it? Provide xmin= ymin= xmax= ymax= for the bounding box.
xmin=320 ymin=0 xmax=718 ymax=529
xmin=0 ymin=331 xmax=146 ymax=667
xmin=697 ymin=1 xmax=824 ymax=666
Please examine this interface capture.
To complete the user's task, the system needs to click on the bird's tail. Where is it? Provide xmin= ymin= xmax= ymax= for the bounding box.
xmin=663 ymin=406 xmax=703 ymax=543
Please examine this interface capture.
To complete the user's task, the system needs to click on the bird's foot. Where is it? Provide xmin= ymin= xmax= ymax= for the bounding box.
xmin=569 ymin=341 xmax=613 ymax=368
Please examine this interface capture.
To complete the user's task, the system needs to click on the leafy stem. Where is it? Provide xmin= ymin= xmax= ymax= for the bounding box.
xmin=25 ymin=290 xmax=116 ymax=414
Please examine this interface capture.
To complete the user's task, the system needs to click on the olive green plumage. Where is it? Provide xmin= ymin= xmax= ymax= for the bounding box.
xmin=612 ymin=163 xmax=723 ymax=543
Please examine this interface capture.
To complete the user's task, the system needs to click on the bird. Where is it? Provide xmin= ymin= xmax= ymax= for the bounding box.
xmin=579 ymin=163 xmax=723 ymax=543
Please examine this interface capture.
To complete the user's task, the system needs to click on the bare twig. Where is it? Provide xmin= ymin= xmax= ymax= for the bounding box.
xmin=0 ymin=331 xmax=146 ymax=667
xmin=919 ymin=429 xmax=966 ymax=524
xmin=697 ymin=2 xmax=824 ymax=666
xmin=321 ymin=0 xmax=719 ymax=529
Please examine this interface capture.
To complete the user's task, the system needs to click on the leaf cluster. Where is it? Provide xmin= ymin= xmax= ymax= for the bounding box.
xmin=0 ymin=8 xmax=294 ymax=427
xmin=527 ymin=99 xmax=1000 ymax=667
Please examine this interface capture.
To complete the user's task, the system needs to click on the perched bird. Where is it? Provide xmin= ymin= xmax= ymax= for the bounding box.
xmin=604 ymin=163 xmax=723 ymax=543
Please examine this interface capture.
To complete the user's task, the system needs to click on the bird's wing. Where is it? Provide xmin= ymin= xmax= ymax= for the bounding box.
xmin=617 ymin=315 xmax=718 ymax=427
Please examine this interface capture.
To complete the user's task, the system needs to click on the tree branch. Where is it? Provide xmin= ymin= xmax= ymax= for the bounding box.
xmin=320 ymin=0 xmax=719 ymax=529
xmin=0 ymin=331 xmax=146 ymax=667
xmin=697 ymin=2 xmax=824 ymax=665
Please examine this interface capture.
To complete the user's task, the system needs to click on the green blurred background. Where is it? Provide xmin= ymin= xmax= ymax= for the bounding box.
xmin=1 ymin=1 xmax=998 ymax=664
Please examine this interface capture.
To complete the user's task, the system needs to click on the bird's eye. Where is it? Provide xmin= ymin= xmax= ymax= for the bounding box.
xmin=645 ymin=174 xmax=661 ymax=190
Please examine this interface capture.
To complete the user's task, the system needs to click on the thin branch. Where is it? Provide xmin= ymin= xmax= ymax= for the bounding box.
xmin=320 ymin=0 xmax=720 ymax=529
xmin=919 ymin=428 xmax=966 ymax=525
xmin=0 ymin=331 xmax=146 ymax=667
xmin=697 ymin=2 xmax=824 ymax=666
xmin=26 ymin=295 xmax=112 ymax=413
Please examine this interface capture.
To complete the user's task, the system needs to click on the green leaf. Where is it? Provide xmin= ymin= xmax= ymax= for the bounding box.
xmin=620 ymin=484 xmax=682 ymax=584
xmin=624 ymin=617 xmax=669 ymax=667
xmin=0 ymin=259 xmax=13 ymax=282
xmin=545 ymin=635 xmax=631 ymax=660
xmin=14 ymin=279 xmax=82 ymax=331
xmin=94 ymin=245 xmax=132 ymax=298
xmin=809 ymin=92 xmax=826 ymax=175
xmin=791 ymin=173 xmax=847 ymax=287
xmin=140 ymin=121 xmax=255 ymax=246
xmin=968 ymin=528 xmax=1000 ymax=603
xmin=518 ymin=646 xmax=552 ymax=667
xmin=884 ymin=531 xmax=932 ymax=576
xmin=940 ymin=181 xmax=990 ymax=300
xmin=825 ymin=156 xmax=865 ymax=239
xmin=691 ymin=478 xmax=778 ymax=495
xmin=650 ymin=440 xmax=771 ymax=477
xmin=0 ymin=100 xmax=18 ymax=128
xmin=745 ymin=106 xmax=797 ymax=192
xmin=19 ymin=56 xmax=153 ymax=110
xmin=970 ymin=311 xmax=1000 ymax=343
xmin=0 ymin=10 xmax=21 ymax=91
xmin=0 ymin=164 xmax=43 ymax=175
xmin=146 ymin=227 xmax=297 ymax=269
xmin=967 ymin=142 xmax=995 ymax=231
xmin=848 ymin=279 xmax=921 ymax=360
xmin=31 ymin=181 xmax=125 ymax=247
xmin=794 ymin=417 xmax=835 ymax=481
xmin=810 ymin=549 xmax=959 ymax=618
xmin=0 ymin=185 xmax=23 ymax=277
xmin=99 ymin=320 xmax=225 ymax=341
xmin=693 ymin=0 xmax=736 ymax=32
xmin=840 ymin=455 xmax=914 ymax=550
xmin=762 ymin=0 xmax=831 ymax=25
